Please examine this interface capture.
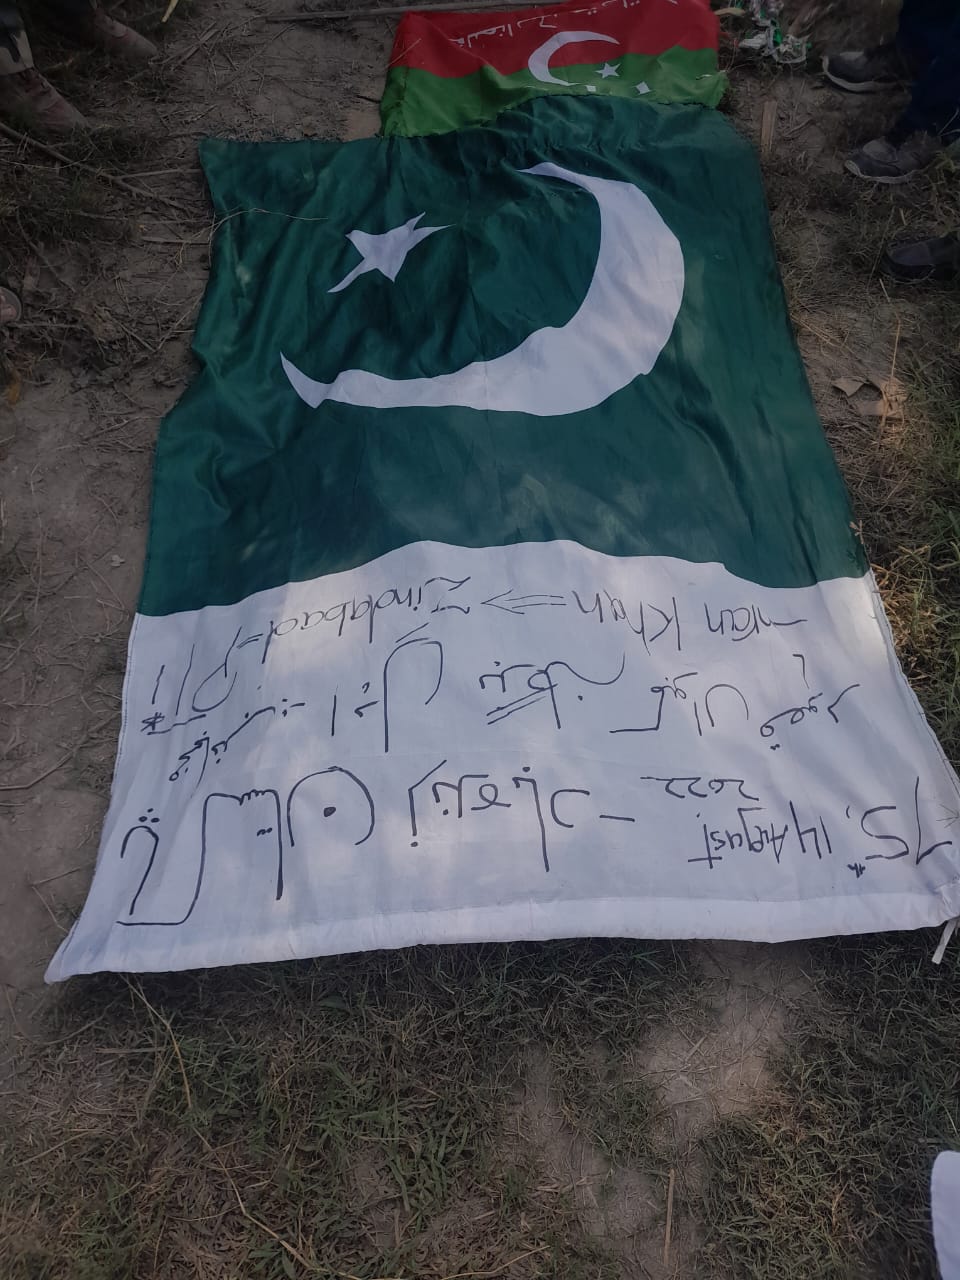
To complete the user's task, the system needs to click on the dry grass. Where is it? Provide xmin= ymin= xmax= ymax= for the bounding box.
xmin=700 ymin=932 xmax=960 ymax=1280
xmin=0 ymin=942 xmax=696 ymax=1280
xmin=701 ymin=345 xmax=960 ymax=1275
xmin=0 ymin=0 xmax=211 ymax=375
xmin=698 ymin=51 xmax=960 ymax=1280
xmin=829 ymin=337 xmax=960 ymax=760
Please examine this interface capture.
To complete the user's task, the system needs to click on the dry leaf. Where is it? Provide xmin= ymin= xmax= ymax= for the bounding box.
xmin=833 ymin=377 xmax=865 ymax=397
xmin=3 ymin=369 xmax=21 ymax=407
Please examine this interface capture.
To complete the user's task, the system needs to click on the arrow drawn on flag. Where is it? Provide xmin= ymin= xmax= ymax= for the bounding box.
xmin=481 ymin=590 xmax=568 ymax=616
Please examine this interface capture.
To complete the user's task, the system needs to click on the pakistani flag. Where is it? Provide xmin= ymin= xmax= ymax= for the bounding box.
xmin=380 ymin=0 xmax=724 ymax=137
xmin=48 ymin=96 xmax=960 ymax=981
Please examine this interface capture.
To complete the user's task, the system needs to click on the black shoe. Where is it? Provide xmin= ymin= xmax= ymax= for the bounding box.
xmin=883 ymin=231 xmax=960 ymax=282
xmin=845 ymin=132 xmax=941 ymax=184
xmin=823 ymin=44 xmax=908 ymax=92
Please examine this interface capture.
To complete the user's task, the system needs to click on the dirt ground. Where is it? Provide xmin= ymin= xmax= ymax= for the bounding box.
xmin=1 ymin=1 xmax=959 ymax=1276
xmin=0 ymin=0 xmax=392 ymax=1004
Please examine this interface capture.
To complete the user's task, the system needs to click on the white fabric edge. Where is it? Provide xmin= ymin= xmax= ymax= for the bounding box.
xmin=933 ymin=1151 xmax=960 ymax=1280
xmin=45 ymin=545 xmax=960 ymax=982
xmin=47 ymin=882 xmax=960 ymax=980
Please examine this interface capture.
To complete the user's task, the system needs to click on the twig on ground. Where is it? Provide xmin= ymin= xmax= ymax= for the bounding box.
xmin=31 ymin=863 xmax=93 ymax=887
xmin=0 ymin=120 xmax=195 ymax=217
xmin=20 ymin=1013 xmax=108 ymax=1048
xmin=168 ymin=22 xmax=221 ymax=67
xmin=128 ymin=979 xmax=193 ymax=1112
xmin=783 ymin=115 xmax=813 ymax=140
xmin=16 ymin=215 xmax=76 ymax=293
xmin=0 ymin=710 xmax=118 ymax=791
xmin=265 ymin=0 xmax=555 ymax=21
xmin=439 ymin=1250 xmax=550 ymax=1280
xmin=197 ymin=1130 xmax=319 ymax=1271
xmin=663 ymin=1167 xmax=676 ymax=1266
xmin=879 ymin=314 xmax=902 ymax=433
xmin=760 ymin=99 xmax=777 ymax=159
xmin=30 ymin=882 xmax=67 ymax=934
xmin=21 ymin=1132 xmax=95 ymax=1166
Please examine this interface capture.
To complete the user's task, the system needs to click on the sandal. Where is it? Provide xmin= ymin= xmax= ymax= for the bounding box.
xmin=0 ymin=287 xmax=22 ymax=325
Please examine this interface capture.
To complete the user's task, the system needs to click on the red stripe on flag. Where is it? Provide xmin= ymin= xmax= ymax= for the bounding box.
xmin=389 ymin=0 xmax=719 ymax=79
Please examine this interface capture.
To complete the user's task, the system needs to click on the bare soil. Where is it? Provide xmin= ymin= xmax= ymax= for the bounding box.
xmin=0 ymin=2 xmax=392 ymax=1011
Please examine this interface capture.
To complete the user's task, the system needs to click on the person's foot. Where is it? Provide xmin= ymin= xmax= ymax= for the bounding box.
xmin=845 ymin=132 xmax=941 ymax=184
xmin=823 ymin=44 xmax=908 ymax=92
xmin=0 ymin=68 xmax=89 ymax=133
xmin=79 ymin=8 xmax=158 ymax=63
xmin=0 ymin=287 xmax=21 ymax=325
xmin=883 ymin=231 xmax=960 ymax=282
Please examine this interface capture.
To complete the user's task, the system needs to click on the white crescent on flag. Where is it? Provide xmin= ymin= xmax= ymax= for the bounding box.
xmin=526 ymin=30 xmax=620 ymax=85
xmin=281 ymin=163 xmax=684 ymax=417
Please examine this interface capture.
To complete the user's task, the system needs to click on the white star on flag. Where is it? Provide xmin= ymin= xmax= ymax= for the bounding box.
xmin=329 ymin=214 xmax=448 ymax=294
xmin=595 ymin=61 xmax=620 ymax=78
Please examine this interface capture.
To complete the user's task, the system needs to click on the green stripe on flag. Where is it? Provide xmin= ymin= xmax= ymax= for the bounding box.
xmin=140 ymin=97 xmax=861 ymax=618
xmin=381 ymin=48 xmax=725 ymax=137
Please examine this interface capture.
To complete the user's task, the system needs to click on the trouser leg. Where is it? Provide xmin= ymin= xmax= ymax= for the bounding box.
xmin=896 ymin=0 xmax=959 ymax=66
xmin=893 ymin=9 xmax=960 ymax=142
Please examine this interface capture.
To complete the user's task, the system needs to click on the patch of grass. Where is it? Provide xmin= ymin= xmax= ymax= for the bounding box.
xmin=699 ymin=140 xmax=960 ymax=1278
xmin=765 ymin=131 xmax=960 ymax=758
xmin=552 ymin=1047 xmax=659 ymax=1167
xmin=845 ymin=360 xmax=960 ymax=762
xmin=700 ymin=932 xmax=960 ymax=1279
xmin=1 ymin=940 xmax=696 ymax=1279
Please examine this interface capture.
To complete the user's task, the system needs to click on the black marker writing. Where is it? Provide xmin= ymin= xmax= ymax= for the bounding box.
xmin=382 ymin=627 xmax=443 ymax=753
xmin=512 ymin=768 xmax=550 ymax=873
xmin=704 ymin=602 xmax=805 ymax=642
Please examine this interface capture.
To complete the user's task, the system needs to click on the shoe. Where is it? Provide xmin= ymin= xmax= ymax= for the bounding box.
xmin=80 ymin=8 xmax=158 ymax=63
xmin=0 ymin=286 xmax=21 ymax=324
xmin=845 ymin=132 xmax=940 ymax=184
xmin=823 ymin=44 xmax=908 ymax=92
xmin=0 ymin=67 xmax=89 ymax=133
xmin=883 ymin=231 xmax=960 ymax=282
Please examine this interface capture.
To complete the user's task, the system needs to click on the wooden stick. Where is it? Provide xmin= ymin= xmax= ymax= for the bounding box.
xmin=760 ymin=98 xmax=777 ymax=159
xmin=0 ymin=120 xmax=195 ymax=217
xmin=265 ymin=0 xmax=556 ymax=22
xmin=878 ymin=312 xmax=901 ymax=433
xmin=31 ymin=863 xmax=92 ymax=887
xmin=663 ymin=1167 xmax=676 ymax=1267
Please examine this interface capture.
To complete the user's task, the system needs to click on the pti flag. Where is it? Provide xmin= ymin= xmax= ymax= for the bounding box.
xmin=380 ymin=0 xmax=725 ymax=136
xmin=48 ymin=97 xmax=960 ymax=980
